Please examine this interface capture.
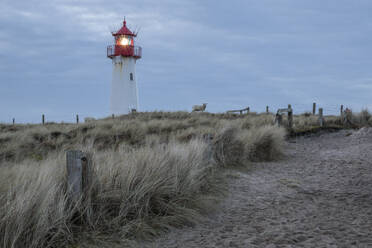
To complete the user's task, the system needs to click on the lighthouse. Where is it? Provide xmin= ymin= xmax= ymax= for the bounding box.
xmin=107 ymin=19 xmax=142 ymax=115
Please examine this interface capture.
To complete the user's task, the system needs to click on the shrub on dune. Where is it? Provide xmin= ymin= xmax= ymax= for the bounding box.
xmin=211 ymin=125 xmax=285 ymax=167
xmin=212 ymin=126 xmax=245 ymax=167
xmin=356 ymin=109 xmax=371 ymax=126
xmin=242 ymin=125 xmax=286 ymax=162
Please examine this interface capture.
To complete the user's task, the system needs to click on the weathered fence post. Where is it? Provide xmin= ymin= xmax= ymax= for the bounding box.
xmin=313 ymin=102 xmax=316 ymax=115
xmin=343 ymin=108 xmax=353 ymax=127
xmin=247 ymin=107 xmax=250 ymax=114
xmin=318 ymin=108 xmax=324 ymax=127
xmin=12 ymin=118 xmax=15 ymax=125
xmin=66 ymin=150 xmax=91 ymax=202
xmin=204 ymin=134 xmax=214 ymax=161
xmin=240 ymin=110 xmax=243 ymax=115
xmin=42 ymin=114 xmax=45 ymax=125
xmin=266 ymin=106 xmax=269 ymax=114
xmin=112 ymin=114 xmax=115 ymax=119
xmin=340 ymin=105 xmax=344 ymax=122
xmin=76 ymin=115 xmax=79 ymax=124
xmin=288 ymin=104 xmax=293 ymax=129
xmin=276 ymin=113 xmax=283 ymax=127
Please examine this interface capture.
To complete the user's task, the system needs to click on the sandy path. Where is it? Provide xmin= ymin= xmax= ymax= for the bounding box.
xmin=143 ymin=129 xmax=372 ymax=248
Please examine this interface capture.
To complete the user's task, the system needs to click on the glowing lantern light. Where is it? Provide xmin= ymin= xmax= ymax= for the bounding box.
xmin=120 ymin=37 xmax=130 ymax=46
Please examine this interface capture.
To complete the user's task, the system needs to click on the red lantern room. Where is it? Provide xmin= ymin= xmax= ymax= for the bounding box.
xmin=107 ymin=19 xmax=142 ymax=59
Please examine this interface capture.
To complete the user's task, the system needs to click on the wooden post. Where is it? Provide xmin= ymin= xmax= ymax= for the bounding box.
xmin=81 ymin=154 xmax=91 ymax=197
xmin=112 ymin=114 xmax=115 ymax=119
xmin=313 ymin=103 xmax=316 ymax=115
xmin=42 ymin=114 xmax=45 ymax=125
xmin=240 ymin=110 xmax=242 ymax=115
xmin=344 ymin=108 xmax=353 ymax=127
xmin=66 ymin=150 xmax=91 ymax=202
xmin=76 ymin=115 xmax=79 ymax=124
xmin=204 ymin=134 xmax=213 ymax=161
xmin=288 ymin=104 xmax=293 ymax=129
xmin=275 ymin=113 xmax=283 ymax=127
xmin=247 ymin=107 xmax=250 ymax=114
xmin=318 ymin=108 xmax=324 ymax=127
xmin=12 ymin=118 xmax=15 ymax=125
xmin=340 ymin=105 xmax=344 ymax=119
xmin=266 ymin=106 xmax=269 ymax=114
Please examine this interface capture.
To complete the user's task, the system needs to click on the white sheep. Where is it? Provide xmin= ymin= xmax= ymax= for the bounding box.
xmin=192 ymin=103 xmax=207 ymax=112
xmin=84 ymin=117 xmax=96 ymax=123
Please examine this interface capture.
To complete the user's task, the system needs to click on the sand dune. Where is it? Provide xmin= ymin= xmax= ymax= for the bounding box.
xmin=144 ymin=129 xmax=372 ymax=247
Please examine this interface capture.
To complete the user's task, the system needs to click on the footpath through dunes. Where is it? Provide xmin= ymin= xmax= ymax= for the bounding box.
xmin=144 ymin=129 xmax=372 ymax=248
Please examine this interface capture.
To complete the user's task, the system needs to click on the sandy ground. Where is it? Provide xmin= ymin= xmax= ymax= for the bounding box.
xmin=142 ymin=128 xmax=372 ymax=248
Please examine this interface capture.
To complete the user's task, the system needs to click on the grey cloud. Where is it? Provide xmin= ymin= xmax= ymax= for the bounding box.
xmin=1 ymin=0 xmax=372 ymax=122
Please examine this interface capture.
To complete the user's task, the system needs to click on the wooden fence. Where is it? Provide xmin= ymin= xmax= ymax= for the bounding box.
xmin=9 ymin=103 xmax=349 ymax=127
xmin=226 ymin=107 xmax=250 ymax=115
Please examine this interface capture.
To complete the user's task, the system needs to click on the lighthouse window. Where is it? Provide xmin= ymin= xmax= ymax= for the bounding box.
xmin=130 ymin=73 xmax=134 ymax=81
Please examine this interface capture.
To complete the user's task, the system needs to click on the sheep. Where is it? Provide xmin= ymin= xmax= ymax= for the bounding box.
xmin=192 ymin=103 xmax=207 ymax=112
xmin=84 ymin=117 xmax=96 ymax=123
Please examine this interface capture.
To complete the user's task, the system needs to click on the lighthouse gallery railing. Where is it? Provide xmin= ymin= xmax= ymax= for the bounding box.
xmin=107 ymin=45 xmax=142 ymax=59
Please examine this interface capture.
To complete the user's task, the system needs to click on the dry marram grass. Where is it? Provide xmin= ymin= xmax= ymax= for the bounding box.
xmin=0 ymin=140 xmax=222 ymax=247
xmin=3 ymin=109 xmax=370 ymax=247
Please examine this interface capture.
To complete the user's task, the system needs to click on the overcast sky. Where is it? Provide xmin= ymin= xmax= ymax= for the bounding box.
xmin=1 ymin=0 xmax=372 ymax=123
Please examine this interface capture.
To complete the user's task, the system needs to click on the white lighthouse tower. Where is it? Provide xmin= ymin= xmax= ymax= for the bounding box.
xmin=107 ymin=19 xmax=142 ymax=115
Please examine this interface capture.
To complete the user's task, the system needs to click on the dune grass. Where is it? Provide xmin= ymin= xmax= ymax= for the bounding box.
xmin=0 ymin=109 xmax=369 ymax=247
xmin=0 ymin=140 xmax=223 ymax=247
xmin=0 ymin=111 xmax=352 ymax=164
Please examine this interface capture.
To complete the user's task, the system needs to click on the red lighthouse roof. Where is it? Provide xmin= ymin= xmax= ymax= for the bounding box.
xmin=112 ymin=19 xmax=136 ymax=37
